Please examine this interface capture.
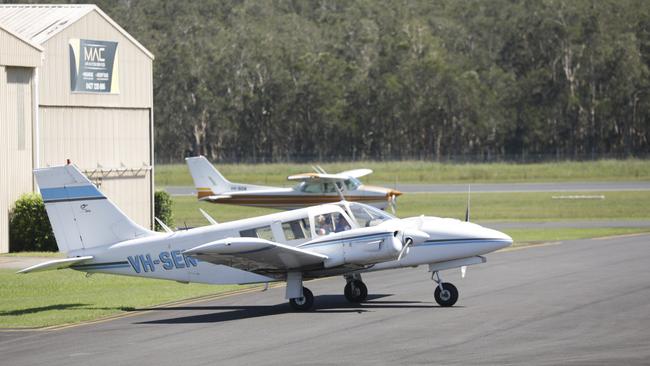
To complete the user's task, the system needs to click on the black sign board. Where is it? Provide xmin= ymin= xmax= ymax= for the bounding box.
xmin=69 ymin=39 xmax=119 ymax=93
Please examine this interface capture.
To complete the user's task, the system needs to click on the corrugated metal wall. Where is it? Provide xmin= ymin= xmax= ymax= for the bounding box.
xmin=0 ymin=27 xmax=41 ymax=67
xmin=0 ymin=66 xmax=34 ymax=253
xmin=37 ymin=9 xmax=154 ymax=230
xmin=39 ymin=107 xmax=152 ymax=227
xmin=39 ymin=10 xmax=152 ymax=108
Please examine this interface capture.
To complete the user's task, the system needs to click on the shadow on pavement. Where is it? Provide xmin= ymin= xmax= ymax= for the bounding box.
xmin=135 ymin=294 xmax=446 ymax=325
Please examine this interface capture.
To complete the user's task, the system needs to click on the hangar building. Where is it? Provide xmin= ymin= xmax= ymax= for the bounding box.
xmin=0 ymin=4 xmax=154 ymax=253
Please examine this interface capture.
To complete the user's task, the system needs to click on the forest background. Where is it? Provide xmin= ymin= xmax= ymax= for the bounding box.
xmin=11 ymin=0 xmax=650 ymax=163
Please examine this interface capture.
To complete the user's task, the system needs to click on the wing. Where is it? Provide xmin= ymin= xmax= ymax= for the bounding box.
xmin=183 ymin=237 xmax=328 ymax=275
xmin=287 ymin=172 xmax=345 ymax=182
xmin=17 ymin=256 xmax=94 ymax=274
xmin=338 ymin=169 xmax=373 ymax=179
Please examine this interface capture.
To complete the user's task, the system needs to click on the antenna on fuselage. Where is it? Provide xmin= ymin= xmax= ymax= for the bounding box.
xmin=464 ymin=185 xmax=471 ymax=222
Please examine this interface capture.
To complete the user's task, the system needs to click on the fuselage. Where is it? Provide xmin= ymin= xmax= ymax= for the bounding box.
xmin=69 ymin=202 xmax=512 ymax=285
xmin=202 ymin=185 xmax=399 ymax=210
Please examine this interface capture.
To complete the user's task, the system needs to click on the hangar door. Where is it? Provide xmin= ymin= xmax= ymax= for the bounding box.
xmin=0 ymin=66 xmax=34 ymax=252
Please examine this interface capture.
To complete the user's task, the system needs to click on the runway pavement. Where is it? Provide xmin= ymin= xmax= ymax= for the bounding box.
xmin=2 ymin=234 xmax=650 ymax=365
xmin=164 ymin=181 xmax=650 ymax=196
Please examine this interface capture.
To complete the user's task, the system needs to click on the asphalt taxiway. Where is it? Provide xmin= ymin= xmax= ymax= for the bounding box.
xmin=2 ymin=234 xmax=650 ymax=365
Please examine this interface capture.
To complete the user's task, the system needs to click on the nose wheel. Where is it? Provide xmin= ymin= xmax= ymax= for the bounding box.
xmin=432 ymin=271 xmax=458 ymax=307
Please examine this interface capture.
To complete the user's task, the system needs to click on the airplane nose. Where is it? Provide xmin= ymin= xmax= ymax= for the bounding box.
xmin=490 ymin=228 xmax=513 ymax=249
xmin=386 ymin=189 xmax=402 ymax=197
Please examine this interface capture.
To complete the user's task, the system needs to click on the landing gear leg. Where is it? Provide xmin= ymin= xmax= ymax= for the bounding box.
xmin=344 ymin=274 xmax=368 ymax=303
xmin=431 ymin=271 xmax=458 ymax=307
xmin=286 ymin=271 xmax=314 ymax=311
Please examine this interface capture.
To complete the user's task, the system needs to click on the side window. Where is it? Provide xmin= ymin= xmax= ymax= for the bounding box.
xmin=314 ymin=212 xmax=352 ymax=236
xmin=282 ymin=218 xmax=311 ymax=241
xmin=302 ymin=183 xmax=322 ymax=193
xmin=239 ymin=225 xmax=275 ymax=241
xmin=314 ymin=214 xmax=334 ymax=236
xmin=332 ymin=213 xmax=351 ymax=232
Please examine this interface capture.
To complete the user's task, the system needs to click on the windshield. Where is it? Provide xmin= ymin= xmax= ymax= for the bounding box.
xmin=347 ymin=202 xmax=395 ymax=227
xmin=344 ymin=177 xmax=361 ymax=191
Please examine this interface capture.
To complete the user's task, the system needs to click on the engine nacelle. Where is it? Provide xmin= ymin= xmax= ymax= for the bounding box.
xmin=322 ymin=233 xmax=402 ymax=268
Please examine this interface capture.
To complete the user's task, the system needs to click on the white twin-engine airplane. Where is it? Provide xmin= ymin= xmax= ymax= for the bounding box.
xmin=20 ymin=164 xmax=512 ymax=310
xmin=186 ymin=156 xmax=402 ymax=211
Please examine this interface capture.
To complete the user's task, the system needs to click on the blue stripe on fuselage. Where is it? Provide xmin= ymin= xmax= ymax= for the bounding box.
xmin=41 ymin=185 xmax=104 ymax=203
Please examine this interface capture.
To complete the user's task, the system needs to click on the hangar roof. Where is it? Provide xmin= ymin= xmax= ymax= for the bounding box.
xmin=0 ymin=4 xmax=153 ymax=59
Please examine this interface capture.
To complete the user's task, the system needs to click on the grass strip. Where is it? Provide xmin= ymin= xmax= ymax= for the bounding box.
xmin=155 ymin=159 xmax=650 ymax=187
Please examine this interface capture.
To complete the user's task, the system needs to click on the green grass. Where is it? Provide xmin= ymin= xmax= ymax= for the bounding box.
xmin=1 ymin=252 xmax=63 ymax=258
xmin=155 ymin=159 xmax=650 ymax=187
xmin=396 ymin=191 xmax=650 ymax=222
xmin=505 ymin=227 xmax=650 ymax=245
xmin=0 ymin=269 xmax=247 ymax=328
xmin=170 ymin=190 xmax=650 ymax=227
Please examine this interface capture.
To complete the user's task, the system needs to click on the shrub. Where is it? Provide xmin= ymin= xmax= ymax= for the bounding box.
xmin=154 ymin=190 xmax=174 ymax=231
xmin=9 ymin=193 xmax=57 ymax=252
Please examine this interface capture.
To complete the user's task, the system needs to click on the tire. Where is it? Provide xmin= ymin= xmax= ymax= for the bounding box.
xmin=434 ymin=282 xmax=458 ymax=307
xmin=289 ymin=287 xmax=314 ymax=311
xmin=344 ymin=280 xmax=368 ymax=303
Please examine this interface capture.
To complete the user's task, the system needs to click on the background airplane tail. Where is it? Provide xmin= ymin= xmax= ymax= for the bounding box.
xmin=34 ymin=164 xmax=156 ymax=254
xmin=185 ymin=156 xmax=232 ymax=196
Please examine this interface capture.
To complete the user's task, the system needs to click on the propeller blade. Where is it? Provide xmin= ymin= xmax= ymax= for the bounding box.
xmin=397 ymin=238 xmax=412 ymax=261
xmin=397 ymin=228 xmax=429 ymax=261
xmin=388 ymin=195 xmax=396 ymax=214
xmin=461 ymin=265 xmax=467 ymax=278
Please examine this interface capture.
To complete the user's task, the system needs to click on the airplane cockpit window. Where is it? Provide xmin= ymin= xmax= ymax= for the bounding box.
xmin=348 ymin=203 xmax=394 ymax=227
xmin=282 ymin=218 xmax=311 ymax=241
xmin=314 ymin=212 xmax=352 ymax=236
xmin=239 ymin=225 xmax=275 ymax=241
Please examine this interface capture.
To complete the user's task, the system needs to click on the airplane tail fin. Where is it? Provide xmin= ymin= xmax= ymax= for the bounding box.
xmin=185 ymin=156 xmax=232 ymax=197
xmin=34 ymin=164 xmax=156 ymax=254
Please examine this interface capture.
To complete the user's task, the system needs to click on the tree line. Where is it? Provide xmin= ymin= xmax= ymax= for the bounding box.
xmin=15 ymin=0 xmax=650 ymax=162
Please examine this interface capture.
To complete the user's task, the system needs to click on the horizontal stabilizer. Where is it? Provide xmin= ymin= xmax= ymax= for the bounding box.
xmin=184 ymin=238 xmax=327 ymax=273
xmin=17 ymin=256 xmax=94 ymax=274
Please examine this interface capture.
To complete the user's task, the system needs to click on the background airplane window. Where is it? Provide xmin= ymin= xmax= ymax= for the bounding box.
xmin=239 ymin=226 xmax=275 ymax=241
xmin=302 ymin=183 xmax=323 ymax=193
xmin=282 ymin=219 xmax=311 ymax=241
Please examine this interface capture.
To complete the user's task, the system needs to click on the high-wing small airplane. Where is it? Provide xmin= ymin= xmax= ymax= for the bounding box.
xmin=20 ymin=163 xmax=512 ymax=310
xmin=186 ymin=156 xmax=402 ymax=212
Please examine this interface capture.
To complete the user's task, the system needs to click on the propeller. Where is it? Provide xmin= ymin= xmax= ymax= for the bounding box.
xmin=388 ymin=193 xmax=397 ymax=214
xmin=396 ymin=228 xmax=429 ymax=261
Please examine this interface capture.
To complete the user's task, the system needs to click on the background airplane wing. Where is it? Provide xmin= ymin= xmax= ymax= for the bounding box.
xmin=287 ymin=169 xmax=373 ymax=182
xmin=337 ymin=168 xmax=373 ymax=178
xmin=286 ymin=172 xmax=345 ymax=182
xmin=183 ymin=237 xmax=328 ymax=274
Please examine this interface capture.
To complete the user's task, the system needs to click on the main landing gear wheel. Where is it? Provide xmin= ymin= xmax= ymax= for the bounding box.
xmin=344 ymin=280 xmax=368 ymax=303
xmin=434 ymin=282 xmax=458 ymax=307
xmin=289 ymin=287 xmax=314 ymax=311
